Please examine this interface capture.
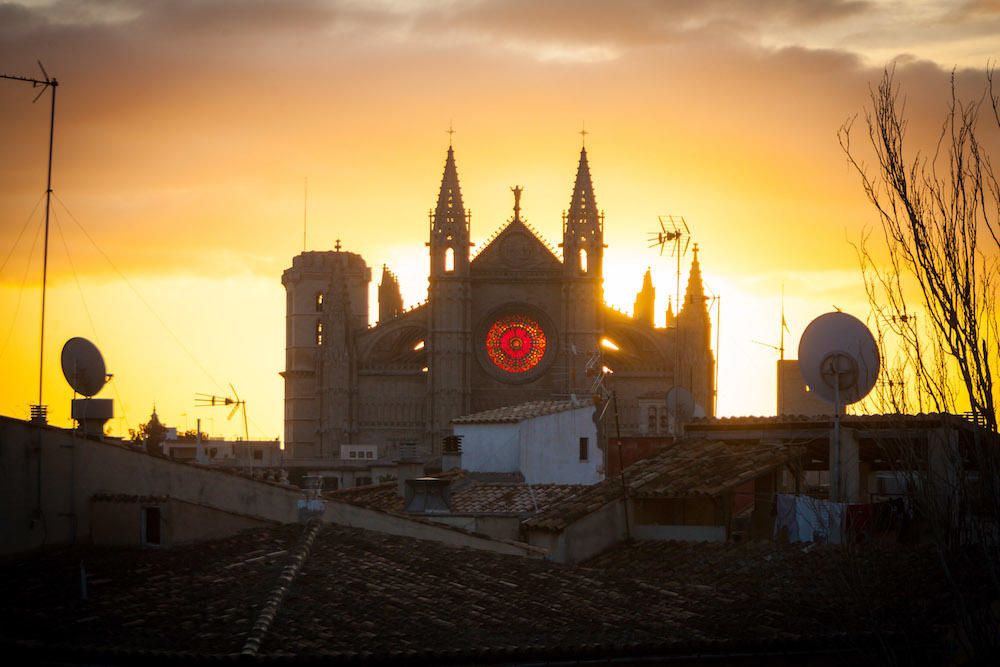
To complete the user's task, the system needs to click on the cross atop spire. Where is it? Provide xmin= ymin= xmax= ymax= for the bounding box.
xmin=446 ymin=121 xmax=455 ymax=147
xmin=579 ymin=123 xmax=588 ymax=148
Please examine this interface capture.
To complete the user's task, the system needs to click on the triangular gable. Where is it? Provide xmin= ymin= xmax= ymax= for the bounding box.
xmin=471 ymin=219 xmax=562 ymax=274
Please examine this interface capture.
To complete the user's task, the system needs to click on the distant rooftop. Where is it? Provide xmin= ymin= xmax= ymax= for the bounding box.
xmin=328 ymin=470 xmax=587 ymax=516
xmin=451 ymin=398 xmax=592 ymax=425
xmin=524 ymin=439 xmax=801 ymax=532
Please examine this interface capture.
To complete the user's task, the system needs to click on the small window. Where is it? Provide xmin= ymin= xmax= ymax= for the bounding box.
xmin=143 ymin=506 xmax=161 ymax=546
xmin=349 ymin=451 xmax=357 ymax=459
xmin=444 ymin=247 xmax=455 ymax=273
xmin=579 ymin=248 xmax=588 ymax=273
xmin=659 ymin=409 xmax=668 ymax=432
xmin=316 ymin=321 xmax=323 ymax=346
xmin=579 ymin=437 xmax=589 ymax=461
xmin=647 ymin=407 xmax=657 ymax=433
xmin=366 ymin=451 xmax=374 ymax=459
xmin=315 ymin=292 xmax=324 ymax=312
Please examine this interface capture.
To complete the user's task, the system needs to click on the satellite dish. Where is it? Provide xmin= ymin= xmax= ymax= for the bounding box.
xmin=60 ymin=337 xmax=107 ymax=397
xmin=665 ymin=386 xmax=706 ymax=433
xmin=798 ymin=312 xmax=880 ymax=405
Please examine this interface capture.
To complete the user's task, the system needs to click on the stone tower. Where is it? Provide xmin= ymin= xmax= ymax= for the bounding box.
xmin=427 ymin=146 xmax=472 ymax=453
xmin=633 ymin=268 xmax=655 ymax=327
xmin=675 ymin=245 xmax=715 ymax=416
xmin=561 ymin=146 xmax=605 ymax=394
xmin=281 ymin=246 xmax=370 ymax=459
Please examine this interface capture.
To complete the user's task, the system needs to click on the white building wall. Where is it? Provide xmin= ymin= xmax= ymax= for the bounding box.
xmin=456 ymin=423 xmax=520 ymax=473
xmin=455 ymin=405 xmax=600 ymax=485
xmin=518 ymin=407 xmax=600 ymax=485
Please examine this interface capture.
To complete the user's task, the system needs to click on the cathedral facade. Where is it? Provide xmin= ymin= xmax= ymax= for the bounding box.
xmin=281 ymin=146 xmax=714 ymax=460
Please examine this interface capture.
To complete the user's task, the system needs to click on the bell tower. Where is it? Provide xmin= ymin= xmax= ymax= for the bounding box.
xmin=427 ymin=144 xmax=472 ymax=452
xmin=561 ymin=144 xmax=605 ymax=394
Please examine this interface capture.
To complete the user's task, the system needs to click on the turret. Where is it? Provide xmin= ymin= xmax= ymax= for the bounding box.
xmin=675 ymin=244 xmax=715 ymax=416
xmin=427 ymin=145 xmax=473 ymax=453
xmin=281 ymin=242 xmax=371 ymax=459
xmin=428 ymin=146 xmax=470 ymax=278
xmin=561 ymin=147 xmax=604 ymax=277
xmin=560 ymin=144 xmax=605 ymax=394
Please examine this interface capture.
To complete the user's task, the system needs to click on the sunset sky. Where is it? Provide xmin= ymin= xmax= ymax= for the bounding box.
xmin=2 ymin=0 xmax=998 ymax=441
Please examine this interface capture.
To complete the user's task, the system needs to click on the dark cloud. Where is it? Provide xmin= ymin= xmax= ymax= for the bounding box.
xmin=414 ymin=0 xmax=872 ymax=51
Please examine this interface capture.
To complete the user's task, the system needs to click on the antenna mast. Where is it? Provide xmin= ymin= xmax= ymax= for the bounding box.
xmin=2 ymin=62 xmax=58 ymax=423
xmin=303 ymin=177 xmax=308 ymax=252
xmin=648 ymin=215 xmax=691 ymax=315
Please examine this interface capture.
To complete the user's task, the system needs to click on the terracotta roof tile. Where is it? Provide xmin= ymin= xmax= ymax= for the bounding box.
xmin=451 ymin=398 xmax=591 ymax=424
xmin=328 ymin=471 xmax=586 ymax=516
xmin=0 ymin=524 xmax=977 ymax=661
xmin=524 ymin=439 xmax=802 ymax=531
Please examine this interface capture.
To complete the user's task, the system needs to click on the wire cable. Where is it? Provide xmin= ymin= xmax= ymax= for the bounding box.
xmin=52 ymin=209 xmax=132 ymax=435
xmin=0 ymin=191 xmax=45 ymax=277
xmin=0 ymin=213 xmax=44 ymax=365
xmin=52 ymin=193 xmax=227 ymax=395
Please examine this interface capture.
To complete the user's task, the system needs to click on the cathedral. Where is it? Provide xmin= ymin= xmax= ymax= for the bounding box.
xmin=281 ymin=144 xmax=714 ymax=460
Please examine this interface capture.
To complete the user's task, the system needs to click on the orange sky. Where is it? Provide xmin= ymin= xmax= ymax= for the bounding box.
xmin=2 ymin=0 xmax=998 ymax=440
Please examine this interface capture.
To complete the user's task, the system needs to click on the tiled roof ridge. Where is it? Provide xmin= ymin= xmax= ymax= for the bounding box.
xmin=240 ymin=520 xmax=322 ymax=656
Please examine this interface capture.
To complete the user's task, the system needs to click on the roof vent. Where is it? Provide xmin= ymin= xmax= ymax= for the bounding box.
xmin=404 ymin=477 xmax=451 ymax=513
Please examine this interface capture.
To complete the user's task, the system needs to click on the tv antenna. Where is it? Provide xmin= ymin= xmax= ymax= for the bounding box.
xmin=2 ymin=61 xmax=58 ymax=423
xmin=648 ymin=215 xmax=691 ymax=322
xmin=195 ymin=384 xmax=249 ymax=442
xmin=798 ymin=311 xmax=880 ymax=502
xmin=751 ymin=286 xmax=789 ymax=361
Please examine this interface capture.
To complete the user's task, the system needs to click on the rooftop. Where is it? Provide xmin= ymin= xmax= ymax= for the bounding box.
xmin=451 ymin=398 xmax=592 ymax=425
xmin=524 ymin=439 xmax=801 ymax=531
xmin=328 ymin=471 xmax=587 ymax=515
xmin=0 ymin=523 xmax=967 ymax=663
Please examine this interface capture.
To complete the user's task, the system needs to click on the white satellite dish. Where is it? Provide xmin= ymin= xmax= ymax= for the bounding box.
xmin=798 ymin=312 xmax=880 ymax=503
xmin=665 ymin=386 xmax=706 ymax=434
xmin=60 ymin=337 xmax=107 ymax=397
xmin=798 ymin=312 xmax=880 ymax=405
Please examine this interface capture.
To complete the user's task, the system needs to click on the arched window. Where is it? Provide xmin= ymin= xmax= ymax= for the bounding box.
xmin=315 ymin=293 xmax=324 ymax=312
xmin=579 ymin=248 xmax=588 ymax=273
xmin=315 ymin=320 xmax=323 ymax=346
xmin=647 ymin=406 xmax=657 ymax=433
xmin=444 ymin=247 xmax=455 ymax=273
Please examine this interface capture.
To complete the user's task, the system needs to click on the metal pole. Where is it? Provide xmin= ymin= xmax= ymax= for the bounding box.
xmin=612 ymin=390 xmax=631 ymax=540
xmin=832 ymin=373 xmax=841 ymax=503
xmin=38 ymin=78 xmax=56 ymax=410
xmin=714 ymin=295 xmax=721 ymax=416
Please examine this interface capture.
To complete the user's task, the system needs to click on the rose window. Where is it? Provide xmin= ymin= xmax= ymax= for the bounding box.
xmin=485 ymin=315 xmax=547 ymax=374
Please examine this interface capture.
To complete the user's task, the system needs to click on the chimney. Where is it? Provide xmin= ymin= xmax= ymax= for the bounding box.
xmin=404 ymin=477 xmax=451 ymax=513
xmin=441 ymin=434 xmax=462 ymax=472
xmin=395 ymin=442 xmax=424 ymax=498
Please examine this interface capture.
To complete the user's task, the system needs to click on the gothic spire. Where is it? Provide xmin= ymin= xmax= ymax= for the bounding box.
xmin=633 ymin=267 xmax=655 ymax=327
xmin=683 ymin=244 xmax=706 ymax=309
xmin=378 ymin=264 xmax=403 ymax=323
xmin=567 ymin=147 xmax=598 ymax=225
xmin=433 ymin=146 xmax=467 ymax=231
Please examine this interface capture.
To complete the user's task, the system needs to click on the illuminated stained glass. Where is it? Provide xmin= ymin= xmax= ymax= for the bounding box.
xmin=485 ymin=315 xmax=547 ymax=373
